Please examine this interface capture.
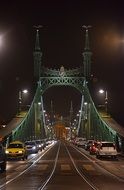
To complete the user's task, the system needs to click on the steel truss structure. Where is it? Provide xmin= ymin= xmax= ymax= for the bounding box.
xmin=5 ymin=28 xmax=124 ymax=152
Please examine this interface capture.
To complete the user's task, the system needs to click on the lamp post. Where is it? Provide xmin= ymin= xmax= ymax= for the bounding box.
xmin=99 ymin=89 xmax=108 ymax=114
xmin=18 ymin=89 xmax=28 ymax=114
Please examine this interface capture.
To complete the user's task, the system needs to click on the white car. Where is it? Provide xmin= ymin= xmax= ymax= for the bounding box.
xmin=75 ymin=137 xmax=86 ymax=148
xmin=96 ymin=141 xmax=117 ymax=159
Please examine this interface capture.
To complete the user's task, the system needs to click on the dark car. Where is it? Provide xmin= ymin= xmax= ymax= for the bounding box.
xmin=24 ymin=141 xmax=38 ymax=154
xmin=85 ymin=140 xmax=94 ymax=151
xmin=35 ymin=140 xmax=45 ymax=151
xmin=0 ymin=143 xmax=6 ymax=172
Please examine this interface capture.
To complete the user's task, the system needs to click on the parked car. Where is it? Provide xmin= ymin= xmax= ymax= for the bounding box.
xmin=5 ymin=141 xmax=27 ymax=160
xmin=24 ymin=141 xmax=38 ymax=154
xmin=85 ymin=140 xmax=94 ymax=151
xmin=45 ymin=139 xmax=52 ymax=146
xmin=96 ymin=141 xmax=117 ymax=159
xmin=75 ymin=137 xmax=86 ymax=148
xmin=40 ymin=139 xmax=46 ymax=149
xmin=0 ymin=143 xmax=6 ymax=172
xmin=35 ymin=140 xmax=45 ymax=151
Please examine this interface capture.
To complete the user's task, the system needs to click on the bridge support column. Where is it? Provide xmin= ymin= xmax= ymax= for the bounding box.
xmin=115 ymin=135 xmax=120 ymax=152
xmin=87 ymin=103 xmax=91 ymax=139
xmin=121 ymin=137 xmax=124 ymax=153
xmin=34 ymin=103 xmax=40 ymax=139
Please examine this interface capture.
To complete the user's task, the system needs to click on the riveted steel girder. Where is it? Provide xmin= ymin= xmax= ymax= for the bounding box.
xmin=40 ymin=77 xmax=86 ymax=94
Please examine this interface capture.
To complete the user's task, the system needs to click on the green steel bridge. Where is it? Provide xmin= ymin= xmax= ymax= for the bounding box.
xmin=1 ymin=27 xmax=124 ymax=152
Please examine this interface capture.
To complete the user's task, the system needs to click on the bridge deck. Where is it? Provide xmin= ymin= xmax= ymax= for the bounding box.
xmin=0 ymin=111 xmax=124 ymax=140
xmin=99 ymin=112 xmax=124 ymax=137
xmin=0 ymin=112 xmax=27 ymax=138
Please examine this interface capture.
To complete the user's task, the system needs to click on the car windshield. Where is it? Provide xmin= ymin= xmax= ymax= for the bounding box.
xmin=25 ymin=142 xmax=35 ymax=145
xmin=88 ymin=140 xmax=93 ymax=144
xmin=102 ymin=143 xmax=114 ymax=147
xmin=8 ymin=144 xmax=23 ymax=148
xmin=35 ymin=141 xmax=41 ymax=144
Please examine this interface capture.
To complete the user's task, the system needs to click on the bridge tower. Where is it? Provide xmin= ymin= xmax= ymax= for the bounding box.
xmin=48 ymin=100 xmax=55 ymax=139
xmin=33 ymin=27 xmax=42 ymax=81
xmin=33 ymin=27 xmax=45 ymax=139
xmin=69 ymin=101 xmax=74 ymax=138
xmin=69 ymin=101 xmax=73 ymax=126
xmin=50 ymin=100 xmax=54 ymax=125
xmin=82 ymin=26 xmax=92 ymax=80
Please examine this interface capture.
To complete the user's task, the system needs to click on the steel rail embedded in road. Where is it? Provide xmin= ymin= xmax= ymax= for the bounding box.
xmin=71 ymin=144 xmax=124 ymax=183
xmin=64 ymin=143 xmax=99 ymax=190
xmin=0 ymin=142 xmax=56 ymax=190
xmin=38 ymin=141 xmax=99 ymax=190
xmin=37 ymin=142 xmax=60 ymax=190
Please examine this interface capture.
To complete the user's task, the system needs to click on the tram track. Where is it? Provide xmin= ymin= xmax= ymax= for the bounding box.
xmin=0 ymin=141 xmax=98 ymax=190
xmin=39 ymin=141 xmax=124 ymax=190
xmin=39 ymin=141 xmax=99 ymax=190
xmin=0 ymin=141 xmax=124 ymax=190
xmin=37 ymin=142 xmax=60 ymax=190
xmin=65 ymin=144 xmax=99 ymax=190
xmin=0 ymin=143 xmax=57 ymax=189
xmin=71 ymin=144 xmax=124 ymax=182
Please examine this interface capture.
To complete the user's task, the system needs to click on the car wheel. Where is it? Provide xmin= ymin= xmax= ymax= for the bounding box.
xmin=96 ymin=154 xmax=100 ymax=158
xmin=25 ymin=155 xmax=28 ymax=159
xmin=1 ymin=163 xmax=6 ymax=172
xmin=112 ymin=155 xmax=116 ymax=159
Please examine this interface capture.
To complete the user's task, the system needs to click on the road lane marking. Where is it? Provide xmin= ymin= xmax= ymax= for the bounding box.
xmin=40 ymin=164 xmax=48 ymax=170
xmin=61 ymin=164 xmax=71 ymax=171
xmin=83 ymin=164 xmax=95 ymax=171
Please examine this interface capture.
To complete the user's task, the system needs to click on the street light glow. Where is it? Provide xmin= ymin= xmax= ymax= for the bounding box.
xmin=99 ymin=89 xmax=104 ymax=94
xmin=98 ymin=89 xmax=108 ymax=114
xmin=23 ymin=89 xmax=28 ymax=94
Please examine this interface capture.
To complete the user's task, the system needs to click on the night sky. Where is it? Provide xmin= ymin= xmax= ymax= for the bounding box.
xmin=0 ymin=1 xmax=124 ymax=126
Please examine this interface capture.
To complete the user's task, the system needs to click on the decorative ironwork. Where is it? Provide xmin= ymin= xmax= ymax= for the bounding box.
xmin=40 ymin=77 xmax=86 ymax=93
xmin=41 ymin=66 xmax=83 ymax=77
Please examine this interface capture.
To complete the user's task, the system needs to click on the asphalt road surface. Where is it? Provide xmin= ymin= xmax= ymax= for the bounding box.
xmin=0 ymin=141 xmax=124 ymax=190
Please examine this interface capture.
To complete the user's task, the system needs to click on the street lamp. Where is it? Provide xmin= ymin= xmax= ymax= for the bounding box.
xmin=99 ymin=89 xmax=108 ymax=113
xmin=18 ymin=89 xmax=28 ymax=114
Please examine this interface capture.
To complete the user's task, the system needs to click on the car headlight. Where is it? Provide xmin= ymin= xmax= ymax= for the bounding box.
xmin=18 ymin=150 xmax=23 ymax=153
xmin=32 ymin=146 xmax=36 ymax=150
xmin=5 ymin=150 xmax=9 ymax=154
